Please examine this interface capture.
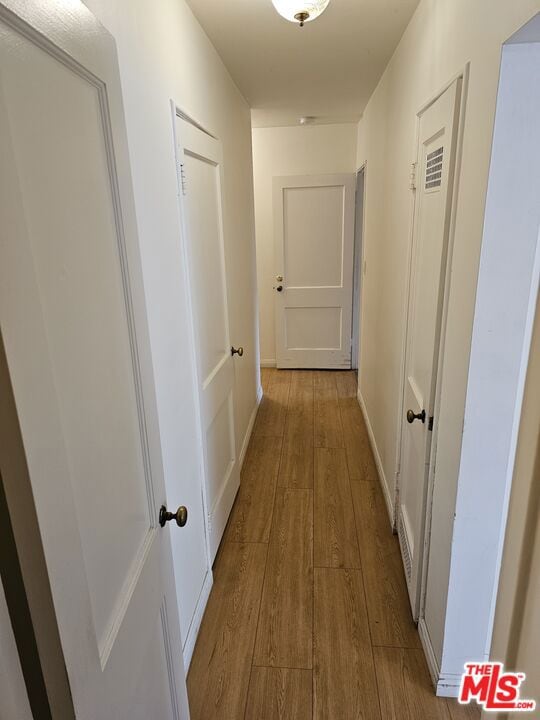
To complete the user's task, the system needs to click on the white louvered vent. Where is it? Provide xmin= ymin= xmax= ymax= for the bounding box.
xmin=425 ymin=146 xmax=443 ymax=190
xmin=398 ymin=511 xmax=412 ymax=582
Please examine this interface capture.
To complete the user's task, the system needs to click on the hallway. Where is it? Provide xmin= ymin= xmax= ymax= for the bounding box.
xmin=187 ymin=369 xmax=479 ymax=719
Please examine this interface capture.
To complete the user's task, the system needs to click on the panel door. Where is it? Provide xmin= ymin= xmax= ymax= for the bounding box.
xmin=398 ymin=79 xmax=461 ymax=617
xmin=175 ymin=117 xmax=239 ymax=562
xmin=274 ymin=173 xmax=356 ymax=369
xmin=0 ymin=2 xmax=189 ymax=718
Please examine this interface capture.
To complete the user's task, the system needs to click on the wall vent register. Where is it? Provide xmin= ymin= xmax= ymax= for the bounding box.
xmin=425 ymin=146 xmax=443 ymax=190
xmin=398 ymin=512 xmax=412 ymax=581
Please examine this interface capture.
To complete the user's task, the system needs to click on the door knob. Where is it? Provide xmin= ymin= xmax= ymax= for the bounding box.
xmin=406 ymin=409 xmax=426 ymax=424
xmin=276 ymin=285 xmax=283 ymax=292
xmin=276 ymin=275 xmax=283 ymax=282
xmin=159 ymin=505 xmax=188 ymax=528
xmin=231 ymin=346 xmax=244 ymax=357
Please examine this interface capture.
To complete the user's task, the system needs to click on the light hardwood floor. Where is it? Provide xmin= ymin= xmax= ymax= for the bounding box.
xmin=187 ymin=369 xmax=480 ymax=719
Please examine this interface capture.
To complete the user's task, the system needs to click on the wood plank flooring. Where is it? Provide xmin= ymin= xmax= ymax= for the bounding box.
xmin=187 ymin=369 xmax=480 ymax=720
xmin=253 ymin=487 xmax=313 ymax=669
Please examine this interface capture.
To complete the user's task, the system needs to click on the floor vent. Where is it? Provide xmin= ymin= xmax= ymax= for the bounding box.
xmin=398 ymin=511 xmax=412 ymax=582
xmin=425 ymin=146 xmax=443 ymax=190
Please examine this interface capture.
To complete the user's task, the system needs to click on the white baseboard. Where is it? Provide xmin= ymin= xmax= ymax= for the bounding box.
xmin=260 ymin=358 xmax=276 ymax=368
xmin=436 ymin=674 xmax=461 ymax=698
xmin=357 ymin=390 xmax=395 ymax=529
xmin=182 ymin=570 xmax=213 ymax=671
xmin=239 ymin=387 xmax=262 ymax=470
xmin=418 ymin=618 xmax=460 ymax=698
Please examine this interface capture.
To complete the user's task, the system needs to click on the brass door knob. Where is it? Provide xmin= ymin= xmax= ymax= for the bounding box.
xmin=159 ymin=505 xmax=188 ymax=528
xmin=231 ymin=346 xmax=244 ymax=357
xmin=406 ymin=409 xmax=426 ymax=424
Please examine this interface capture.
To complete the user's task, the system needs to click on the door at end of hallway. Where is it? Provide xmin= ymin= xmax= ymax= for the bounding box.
xmin=273 ymin=173 xmax=356 ymax=370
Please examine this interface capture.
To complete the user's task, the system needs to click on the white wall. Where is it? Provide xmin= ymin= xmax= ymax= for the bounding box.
xmin=354 ymin=0 xmax=540 ymax=691
xmin=252 ymin=123 xmax=358 ymax=365
xmin=81 ymin=0 xmax=258 ymax=640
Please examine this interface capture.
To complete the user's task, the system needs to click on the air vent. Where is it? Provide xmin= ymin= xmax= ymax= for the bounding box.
xmin=425 ymin=146 xmax=443 ymax=190
xmin=398 ymin=511 xmax=412 ymax=582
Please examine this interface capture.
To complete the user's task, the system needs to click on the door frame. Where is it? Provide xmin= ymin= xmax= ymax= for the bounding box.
xmin=395 ymin=68 xmax=469 ymax=615
xmin=169 ymin=102 xmax=221 ymax=666
xmin=351 ymin=165 xmax=366 ymax=372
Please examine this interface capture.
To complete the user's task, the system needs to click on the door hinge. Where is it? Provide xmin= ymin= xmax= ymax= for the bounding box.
xmin=409 ymin=161 xmax=417 ymax=190
xmin=428 ymin=415 xmax=434 ymax=432
xmin=177 ymin=160 xmax=187 ymax=196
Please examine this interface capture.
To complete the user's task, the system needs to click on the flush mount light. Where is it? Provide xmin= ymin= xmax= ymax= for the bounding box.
xmin=271 ymin=0 xmax=330 ymax=27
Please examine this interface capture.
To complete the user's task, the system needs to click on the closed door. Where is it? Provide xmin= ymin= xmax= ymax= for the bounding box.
xmin=398 ymin=79 xmax=462 ymax=617
xmin=274 ymin=174 xmax=356 ymax=369
xmin=175 ymin=117 xmax=239 ymax=562
xmin=0 ymin=2 xmax=189 ymax=718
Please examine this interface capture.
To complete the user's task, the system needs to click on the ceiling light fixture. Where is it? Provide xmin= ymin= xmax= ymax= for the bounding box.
xmin=271 ymin=0 xmax=330 ymax=27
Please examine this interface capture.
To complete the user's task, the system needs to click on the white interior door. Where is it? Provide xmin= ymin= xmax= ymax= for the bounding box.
xmin=175 ymin=117 xmax=239 ymax=562
xmin=0 ymin=2 xmax=189 ymax=718
xmin=274 ymin=173 xmax=356 ymax=369
xmin=398 ymin=79 xmax=462 ymax=617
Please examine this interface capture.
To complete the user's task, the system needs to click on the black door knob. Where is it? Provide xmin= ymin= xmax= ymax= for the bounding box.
xmin=406 ymin=409 xmax=426 ymax=424
xmin=159 ymin=505 xmax=188 ymax=528
xmin=231 ymin=346 xmax=244 ymax=357
xmin=276 ymin=285 xmax=283 ymax=292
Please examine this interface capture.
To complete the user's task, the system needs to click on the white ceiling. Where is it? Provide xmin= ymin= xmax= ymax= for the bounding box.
xmin=185 ymin=0 xmax=420 ymax=127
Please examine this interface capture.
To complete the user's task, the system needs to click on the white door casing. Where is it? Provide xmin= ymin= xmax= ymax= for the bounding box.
xmin=398 ymin=79 xmax=462 ymax=618
xmin=352 ymin=168 xmax=366 ymax=371
xmin=274 ymin=173 xmax=356 ymax=369
xmin=175 ymin=116 xmax=239 ymax=562
xmin=0 ymin=2 xmax=189 ymax=718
